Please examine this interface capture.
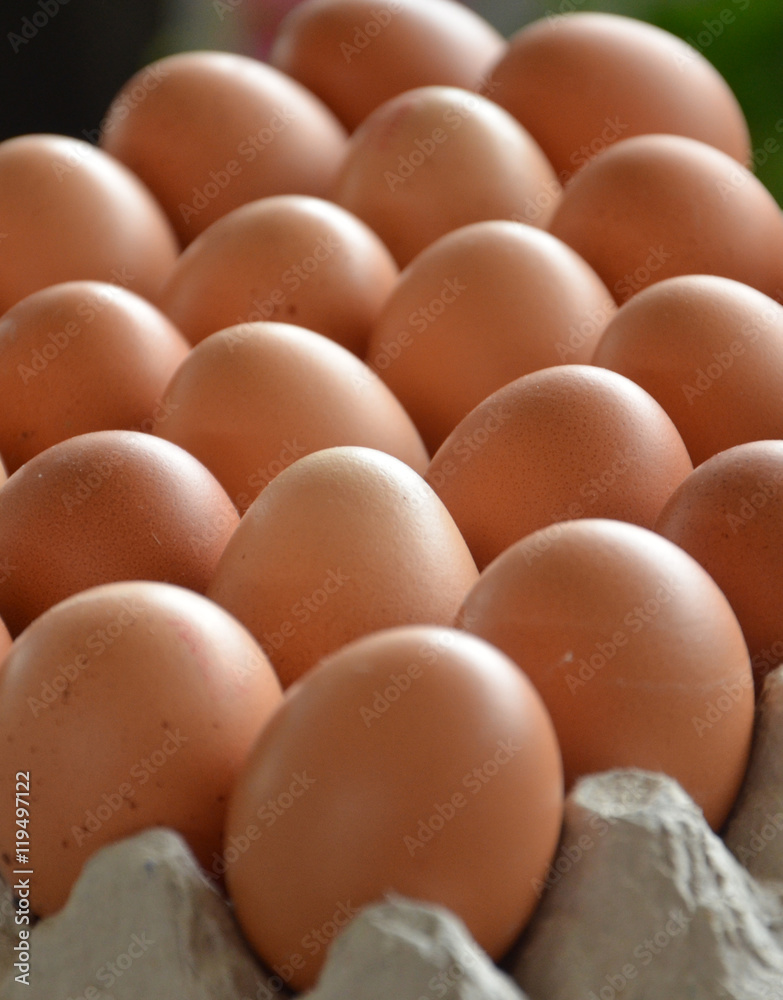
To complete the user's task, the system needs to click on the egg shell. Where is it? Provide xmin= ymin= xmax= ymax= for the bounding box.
xmin=153 ymin=322 xmax=427 ymax=513
xmin=426 ymin=364 xmax=693 ymax=570
xmin=0 ymin=135 xmax=179 ymax=313
xmin=270 ymin=0 xmax=505 ymax=132
xmin=548 ymin=133 xmax=783 ymax=304
xmin=0 ymin=430 xmax=239 ymax=637
xmin=207 ymin=447 xmax=478 ymax=687
xmin=100 ymin=51 xmax=348 ymax=244
xmin=654 ymin=440 xmax=783 ymax=690
xmin=490 ymin=12 xmax=750 ymax=183
xmin=224 ymin=625 xmax=563 ymax=991
xmin=0 ymin=280 xmax=190 ymax=473
xmin=332 ymin=86 xmax=560 ymax=267
xmin=0 ymin=580 xmax=282 ymax=916
xmin=159 ymin=195 xmax=398 ymax=353
xmin=458 ymin=518 xmax=754 ymax=831
xmin=592 ymin=275 xmax=783 ymax=467
xmin=367 ymin=220 xmax=616 ymax=451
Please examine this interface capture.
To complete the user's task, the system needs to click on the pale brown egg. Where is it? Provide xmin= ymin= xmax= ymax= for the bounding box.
xmin=159 ymin=195 xmax=398 ymax=353
xmin=549 ymin=134 xmax=783 ymax=304
xmin=367 ymin=220 xmax=615 ymax=451
xmin=426 ymin=365 xmax=693 ymax=570
xmin=154 ymin=322 xmax=428 ymax=512
xmin=0 ymin=580 xmax=282 ymax=916
xmin=0 ymin=431 xmax=238 ymax=637
xmin=490 ymin=12 xmax=750 ymax=183
xmin=207 ymin=447 xmax=477 ymax=687
xmin=592 ymin=275 xmax=783 ymax=466
xmin=0 ymin=135 xmax=178 ymax=313
xmin=655 ymin=441 xmax=783 ymax=690
xmin=458 ymin=518 xmax=754 ymax=831
xmin=224 ymin=625 xmax=563 ymax=991
xmin=270 ymin=0 xmax=505 ymax=131
xmin=100 ymin=51 xmax=347 ymax=244
xmin=332 ymin=86 xmax=560 ymax=266
xmin=0 ymin=281 xmax=190 ymax=473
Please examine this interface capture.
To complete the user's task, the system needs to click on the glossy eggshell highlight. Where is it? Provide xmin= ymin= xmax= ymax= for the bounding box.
xmin=0 ymin=431 xmax=239 ymax=637
xmin=270 ymin=0 xmax=505 ymax=131
xmin=332 ymin=86 xmax=560 ymax=267
xmin=0 ymin=134 xmax=178 ymax=313
xmin=549 ymin=134 xmax=783 ymax=304
xmin=426 ymin=365 xmax=693 ymax=570
xmin=0 ymin=581 xmax=282 ymax=916
xmin=654 ymin=441 xmax=783 ymax=689
xmin=367 ymin=220 xmax=616 ymax=451
xmin=224 ymin=625 xmax=563 ymax=991
xmin=0 ymin=281 xmax=190 ymax=473
xmin=159 ymin=195 xmax=398 ymax=353
xmin=592 ymin=276 xmax=783 ymax=467
xmin=100 ymin=51 xmax=348 ymax=244
xmin=154 ymin=324 xmax=428 ymax=512
xmin=457 ymin=519 xmax=753 ymax=831
xmin=490 ymin=12 xmax=750 ymax=183
xmin=207 ymin=447 xmax=477 ymax=687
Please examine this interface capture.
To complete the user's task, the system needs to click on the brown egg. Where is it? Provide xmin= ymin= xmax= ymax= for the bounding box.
xmin=0 ymin=615 xmax=9 ymax=661
xmin=592 ymin=275 xmax=783 ymax=467
xmin=270 ymin=0 xmax=505 ymax=132
xmin=154 ymin=324 xmax=428 ymax=513
xmin=367 ymin=220 xmax=615 ymax=451
xmin=224 ymin=625 xmax=563 ymax=991
xmin=655 ymin=441 xmax=783 ymax=689
xmin=490 ymin=12 xmax=750 ymax=184
xmin=458 ymin=518 xmax=753 ymax=831
xmin=549 ymin=134 xmax=783 ymax=304
xmin=0 ymin=281 xmax=190 ymax=473
xmin=0 ymin=431 xmax=238 ymax=637
xmin=426 ymin=365 xmax=692 ymax=570
xmin=207 ymin=447 xmax=477 ymax=687
xmin=0 ymin=580 xmax=282 ymax=916
xmin=332 ymin=86 xmax=560 ymax=267
xmin=0 ymin=135 xmax=178 ymax=313
xmin=100 ymin=51 xmax=347 ymax=244
xmin=159 ymin=195 xmax=397 ymax=353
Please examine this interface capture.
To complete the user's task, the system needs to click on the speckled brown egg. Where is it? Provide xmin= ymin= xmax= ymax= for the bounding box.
xmin=426 ymin=365 xmax=693 ymax=570
xmin=0 ymin=580 xmax=282 ymax=916
xmin=100 ymin=50 xmax=347 ymax=244
xmin=0 ymin=431 xmax=239 ymax=636
xmin=458 ymin=518 xmax=754 ymax=831
xmin=207 ymin=447 xmax=477 ymax=687
xmin=592 ymin=275 xmax=783 ymax=466
xmin=159 ymin=195 xmax=398 ymax=353
xmin=655 ymin=440 xmax=783 ymax=690
xmin=332 ymin=86 xmax=560 ymax=266
xmin=0 ymin=134 xmax=178 ymax=313
xmin=0 ymin=281 xmax=190 ymax=473
xmin=548 ymin=134 xmax=783 ymax=304
xmin=153 ymin=323 xmax=428 ymax=513
xmin=224 ymin=625 xmax=563 ymax=991
xmin=490 ymin=12 xmax=750 ymax=183
xmin=270 ymin=0 xmax=505 ymax=131
xmin=367 ymin=220 xmax=615 ymax=451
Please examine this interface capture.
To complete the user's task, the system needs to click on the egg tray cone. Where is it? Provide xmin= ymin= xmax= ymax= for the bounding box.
xmin=2 ymin=667 xmax=783 ymax=999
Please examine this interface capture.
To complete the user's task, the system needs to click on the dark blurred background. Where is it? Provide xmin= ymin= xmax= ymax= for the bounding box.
xmin=1 ymin=0 xmax=781 ymax=200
